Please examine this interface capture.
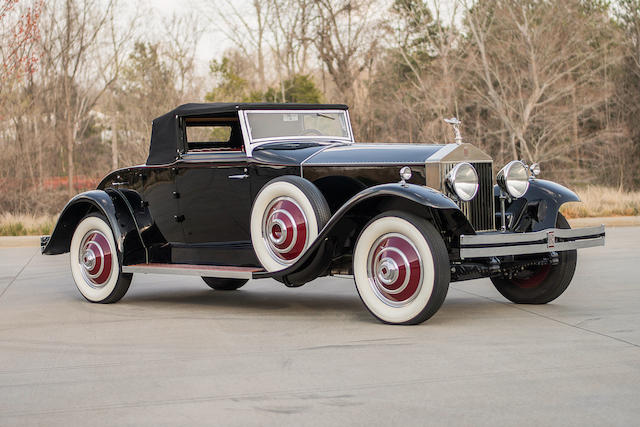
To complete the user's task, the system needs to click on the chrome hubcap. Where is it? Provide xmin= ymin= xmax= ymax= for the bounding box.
xmin=376 ymin=257 xmax=399 ymax=285
xmin=367 ymin=233 xmax=423 ymax=307
xmin=81 ymin=249 xmax=96 ymax=270
xmin=262 ymin=197 xmax=309 ymax=265
xmin=78 ymin=230 xmax=113 ymax=288
xmin=268 ymin=218 xmax=287 ymax=245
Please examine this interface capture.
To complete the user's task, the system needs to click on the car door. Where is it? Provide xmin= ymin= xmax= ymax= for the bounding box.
xmin=173 ymin=118 xmax=257 ymax=266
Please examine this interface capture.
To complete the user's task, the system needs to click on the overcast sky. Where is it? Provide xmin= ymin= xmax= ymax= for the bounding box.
xmin=131 ymin=0 xmax=240 ymax=67
xmin=128 ymin=0 xmax=460 ymax=72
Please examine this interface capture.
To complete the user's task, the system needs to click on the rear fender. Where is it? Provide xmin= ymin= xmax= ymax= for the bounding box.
xmin=42 ymin=190 xmax=145 ymax=264
xmin=255 ymin=183 xmax=472 ymax=285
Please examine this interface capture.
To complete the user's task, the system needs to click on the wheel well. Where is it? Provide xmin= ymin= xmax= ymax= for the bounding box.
xmin=324 ymin=195 xmax=468 ymax=274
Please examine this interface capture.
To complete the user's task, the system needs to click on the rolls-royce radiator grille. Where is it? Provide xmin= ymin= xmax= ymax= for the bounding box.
xmin=441 ymin=162 xmax=495 ymax=232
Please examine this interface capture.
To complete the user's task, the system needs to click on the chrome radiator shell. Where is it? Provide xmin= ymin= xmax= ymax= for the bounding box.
xmin=425 ymin=144 xmax=496 ymax=232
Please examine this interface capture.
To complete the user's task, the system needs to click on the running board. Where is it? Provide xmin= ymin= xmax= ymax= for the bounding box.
xmin=122 ymin=263 xmax=263 ymax=279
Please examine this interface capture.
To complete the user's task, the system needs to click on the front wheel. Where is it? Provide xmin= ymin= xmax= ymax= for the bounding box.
xmin=353 ymin=211 xmax=451 ymax=325
xmin=490 ymin=213 xmax=577 ymax=304
xmin=69 ymin=214 xmax=132 ymax=303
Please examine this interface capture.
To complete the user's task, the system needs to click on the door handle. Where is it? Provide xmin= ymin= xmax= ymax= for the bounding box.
xmin=228 ymin=174 xmax=249 ymax=179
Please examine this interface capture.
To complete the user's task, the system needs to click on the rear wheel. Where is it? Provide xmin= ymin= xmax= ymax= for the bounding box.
xmin=353 ymin=211 xmax=450 ymax=325
xmin=250 ymin=176 xmax=330 ymax=272
xmin=202 ymin=277 xmax=247 ymax=291
xmin=69 ymin=214 xmax=132 ymax=303
xmin=490 ymin=213 xmax=577 ymax=304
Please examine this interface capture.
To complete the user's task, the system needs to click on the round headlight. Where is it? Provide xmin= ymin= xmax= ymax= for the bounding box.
xmin=446 ymin=162 xmax=479 ymax=202
xmin=497 ymin=160 xmax=530 ymax=199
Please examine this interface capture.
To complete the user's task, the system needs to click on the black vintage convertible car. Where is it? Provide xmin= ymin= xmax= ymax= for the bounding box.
xmin=42 ymin=103 xmax=605 ymax=324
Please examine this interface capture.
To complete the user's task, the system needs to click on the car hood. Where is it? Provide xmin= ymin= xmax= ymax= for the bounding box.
xmin=301 ymin=143 xmax=446 ymax=166
xmin=252 ymin=142 xmax=448 ymax=166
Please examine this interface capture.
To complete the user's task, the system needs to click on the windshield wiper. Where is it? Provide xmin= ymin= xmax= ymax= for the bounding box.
xmin=316 ymin=113 xmax=335 ymax=120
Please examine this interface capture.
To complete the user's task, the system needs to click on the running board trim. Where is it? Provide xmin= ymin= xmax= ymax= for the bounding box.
xmin=122 ymin=263 xmax=262 ymax=279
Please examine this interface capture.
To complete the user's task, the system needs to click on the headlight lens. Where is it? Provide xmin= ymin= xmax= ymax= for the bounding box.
xmin=497 ymin=160 xmax=530 ymax=198
xmin=446 ymin=162 xmax=479 ymax=202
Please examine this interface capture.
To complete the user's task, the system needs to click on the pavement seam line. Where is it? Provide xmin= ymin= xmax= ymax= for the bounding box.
xmin=0 ymin=249 xmax=38 ymax=302
xmin=450 ymin=285 xmax=640 ymax=349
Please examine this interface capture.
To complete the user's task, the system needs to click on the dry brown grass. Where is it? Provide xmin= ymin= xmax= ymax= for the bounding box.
xmin=0 ymin=213 xmax=56 ymax=236
xmin=560 ymin=186 xmax=640 ymax=218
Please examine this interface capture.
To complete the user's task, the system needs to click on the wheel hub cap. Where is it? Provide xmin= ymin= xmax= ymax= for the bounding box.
xmin=262 ymin=197 xmax=309 ymax=265
xmin=78 ymin=231 xmax=113 ymax=288
xmin=367 ymin=233 xmax=423 ymax=307
xmin=81 ymin=250 xmax=96 ymax=270
xmin=376 ymin=258 xmax=399 ymax=285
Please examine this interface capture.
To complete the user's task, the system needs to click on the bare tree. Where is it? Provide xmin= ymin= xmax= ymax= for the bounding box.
xmin=0 ymin=0 xmax=42 ymax=90
xmin=388 ymin=0 xmax=464 ymax=142
xmin=268 ymin=0 xmax=314 ymax=94
xmin=312 ymin=0 xmax=383 ymax=105
xmin=36 ymin=0 xmax=135 ymax=196
xmin=211 ymin=0 xmax=270 ymax=91
xmin=162 ymin=12 xmax=204 ymax=98
xmin=463 ymin=0 xmax=616 ymax=163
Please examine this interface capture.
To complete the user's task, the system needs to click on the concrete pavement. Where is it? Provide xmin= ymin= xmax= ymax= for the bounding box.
xmin=0 ymin=227 xmax=638 ymax=426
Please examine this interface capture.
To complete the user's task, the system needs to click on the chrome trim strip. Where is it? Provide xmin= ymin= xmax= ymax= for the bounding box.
xmin=239 ymin=110 xmax=254 ymax=157
xmin=459 ymin=225 xmax=605 ymax=259
xmin=122 ymin=265 xmax=256 ymax=279
xmin=299 ymin=142 xmax=346 ymax=175
xmin=300 ymin=161 xmax=428 ymax=166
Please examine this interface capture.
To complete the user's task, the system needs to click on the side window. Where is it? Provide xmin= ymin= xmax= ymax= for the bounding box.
xmin=184 ymin=118 xmax=243 ymax=151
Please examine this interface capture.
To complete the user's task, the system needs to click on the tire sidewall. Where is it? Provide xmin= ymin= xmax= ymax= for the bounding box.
xmin=70 ymin=215 xmax=121 ymax=302
xmin=251 ymin=180 xmax=321 ymax=272
xmin=353 ymin=215 xmax=438 ymax=324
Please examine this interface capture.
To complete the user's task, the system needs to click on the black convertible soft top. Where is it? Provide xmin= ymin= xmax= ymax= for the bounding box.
xmin=146 ymin=103 xmax=348 ymax=165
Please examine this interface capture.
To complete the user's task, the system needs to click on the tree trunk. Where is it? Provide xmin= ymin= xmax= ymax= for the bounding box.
xmin=67 ymin=122 xmax=74 ymax=197
xmin=112 ymin=114 xmax=118 ymax=170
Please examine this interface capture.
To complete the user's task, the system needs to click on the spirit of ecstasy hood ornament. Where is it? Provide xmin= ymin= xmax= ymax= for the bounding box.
xmin=444 ymin=117 xmax=463 ymax=144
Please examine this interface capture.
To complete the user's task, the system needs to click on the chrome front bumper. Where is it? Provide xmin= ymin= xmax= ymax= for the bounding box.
xmin=459 ymin=225 xmax=605 ymax=259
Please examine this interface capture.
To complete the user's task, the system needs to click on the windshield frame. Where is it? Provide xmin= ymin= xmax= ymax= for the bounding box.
xmin=239 ymin=109 xmax=354 ymax=156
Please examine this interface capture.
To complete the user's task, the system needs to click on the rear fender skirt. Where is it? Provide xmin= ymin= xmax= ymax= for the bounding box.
xmin=254 ymin=183 xmax=472 ymax=284
xmin=497 ymin=179 xmax=580 ymax=232
xmin=42 ymin=190 xmax=145 ymax=264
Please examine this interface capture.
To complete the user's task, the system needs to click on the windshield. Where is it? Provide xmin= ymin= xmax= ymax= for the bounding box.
xmin=245 ymin=110 xmax=351 ymax=143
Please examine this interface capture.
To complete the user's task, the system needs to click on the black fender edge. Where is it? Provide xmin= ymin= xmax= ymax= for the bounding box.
xmin=41 ymin=190 xmax=146 ymax=265
xmin=496 ymin=179 xmax=580 ymax=232
xmin=254 ymin=183 xmax=472 ymax=284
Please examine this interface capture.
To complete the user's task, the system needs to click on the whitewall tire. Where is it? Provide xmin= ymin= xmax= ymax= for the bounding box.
xmin=353 ymin=212 xmax=450 ymax=325
xmin=251 ymin=176 xmax=330 ymax=272
xmin=69 ymin=214 xmax=132 ymax=303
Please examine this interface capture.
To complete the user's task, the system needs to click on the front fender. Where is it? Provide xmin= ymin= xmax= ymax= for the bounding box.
xmin=497 ymin=179 xmax=580 ymax=232
xmin=42 ymin=190 xmax=145 ymax=264
xmin=255 ymin=183 xmax=472 ymax=285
